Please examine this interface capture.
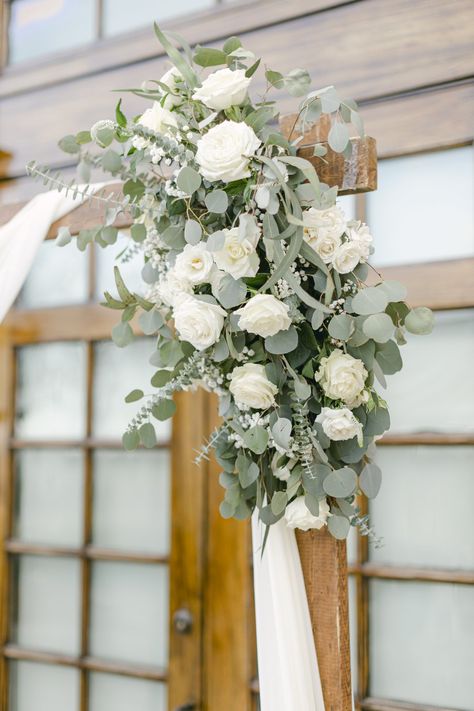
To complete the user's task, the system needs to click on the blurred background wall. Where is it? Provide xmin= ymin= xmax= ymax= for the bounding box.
xmin=0 ymin=1 xmax=473 ymax=711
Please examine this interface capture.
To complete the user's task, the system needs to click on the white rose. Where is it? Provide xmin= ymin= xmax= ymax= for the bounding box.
xmin=235 ymin=294 xmax=291 ymax=338
xmin=160 ymin=66 xmax=183 ymax=108
xmin=347 ymin=222 xmax=373 ymax=261
xmin=156 ymin=268 xmax=193 ymax=307
xmin=213 ymin=221 xmax=260 ymax=279
xmin=174 ymin=243 xmax=215 ymax=285
xmin=229 ymin=363 xmax=278 ymax=409
xmin=173 ymin=295 xmax=226 ymax=350
xmin=332 ymin=241 xmax=362 ymax=274
xmin=285 ymin=496 xmax=330 ymax=531
xmin=132 ymin=102 xmax=178 ymax=153
xmin=315 ymin=349 xmax=367 ymax=404
xmin=195 ymin=120 xmax=261 ymax=183
xmin=316 ymin=407 xmax=363 ymax=441
xmin=303 ymin=207 xmax=343 ymax=264
xmin=192 ymin=68 xmax=251 ymax=111
xmin=304 ymin=205 xmax=346 ymax=237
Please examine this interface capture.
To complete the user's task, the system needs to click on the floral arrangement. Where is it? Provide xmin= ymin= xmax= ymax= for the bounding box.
xmin=28 ymin=27 xmax=433 ymax=542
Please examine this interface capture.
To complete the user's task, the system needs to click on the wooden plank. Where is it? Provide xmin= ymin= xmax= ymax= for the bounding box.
xmin=373 ymin=258 xmax=474 ymax=311
xmin=1 ymin=0 xmax=473 ymax=176
xmin=360 ymin=697 xmax=462 ymax=711
xmin=296 ymin=529 xmax=352 ymax=711
xmin=3 ymin=304 xmax=118 ymax=344
xmin=168 ymin=390 xmax=207 ymax=710
xmin=203 ymin=394 xmax=252 ymax=711
xmin=348 ymin=563 xmax=474 ymax=586
xmin=0 ymin=0 xmax=349 ymax=98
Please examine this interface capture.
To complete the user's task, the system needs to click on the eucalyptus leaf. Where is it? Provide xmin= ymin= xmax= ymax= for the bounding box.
xmin=405 ymin=307 xmax=434 ymax=335
xmin=328 ymin=313 xmax=354 ymax=341
xmin=271 ymin=491 xmax=288 ymax=516
xmin=352 ymin=287 xmax=389 ymax=315
xmin=122 ymin=429 xmax=140 ymax=451
xmin=239 ymin=461 xmax=259 ymax=488
xmin=206 ymin=230 xmax=226 ymax=251
xmin=362 ymin=313 xmax=394 ymax=343
xmin=359 ymin=462 xmax=382 ymax=498
xmin=328 ymin=514 xmax=350 ymax=539
xmin=184 ymin=219 xmax=202 ymax=245
xmin=375 ymin=340 xmax=403 ymax=374
xmin=243 ymin=426 xmax=269 ymax=454
xmin=328 ymin=122 xmax=350 ymax=152
xmin=205 ymin=189 xmax=228 ymax=214
xmin=139 ymin=308 xmax=164 ymax=335
xmin=271 ymin=418 xmax=292 ymax=449
xmin=378 ymin=280 xmax=407 ymax=303
xmin=139 ymin=422 xmax=156 ymax=448
xmin=323 ymin=467 xmax=357 ymax=497
xmin=265 ymin=326 xmax=298 ymax=355
xmin=152 ymin=398 xmax=176 ymax=421
xmin=177 ymin=166 xmax=201 ymax=195
xmin=216 ymin=274 xmax=247 ymax=308
xmin=112 ymin=321 xmax=134 ymax=348
xmin=125 ymin=389 xmax=144 ymax=403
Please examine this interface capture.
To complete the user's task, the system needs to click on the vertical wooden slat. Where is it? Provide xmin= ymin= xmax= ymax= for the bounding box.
xmin=202 ymin=394 xmax=252 ymax=711
xmin=0 ymin=327 xmax=14 ymax=710
xmin=296 ymin=530 xmax=353 ymax=711
xmin=356 ymin=497 xmax=370 ymax=702
xmin=168 ymin=390 xmax=207 ymax=710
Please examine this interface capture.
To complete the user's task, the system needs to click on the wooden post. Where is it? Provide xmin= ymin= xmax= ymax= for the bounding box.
xmin=280 ymin=113 xmax=378 ymax=710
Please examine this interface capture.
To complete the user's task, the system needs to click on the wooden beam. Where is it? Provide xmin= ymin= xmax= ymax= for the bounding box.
xmin=296 ymin=529 xmax=353 ymax=710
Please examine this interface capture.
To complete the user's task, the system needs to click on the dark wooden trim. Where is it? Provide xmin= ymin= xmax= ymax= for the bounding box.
xmin=349 ymin=564 xmax=474 ymax=586
xmin=2 ymin=645 xmax=168 ymax=682
xmin=360 ymin=697 xmax=464 ymax=711
xmin=4 ymin=540 xmax=169 ymax=565
xmin=0 ymin=0 xmax=355 ymax=99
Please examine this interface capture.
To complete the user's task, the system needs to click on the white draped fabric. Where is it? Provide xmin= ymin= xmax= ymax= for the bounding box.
xmin=0 ymin=190 xmax=326 ymax=711
xmin=0 ymin=187 xmax=101 ymax=322
xmin=252 ymin=514 xmax=326 ymax=711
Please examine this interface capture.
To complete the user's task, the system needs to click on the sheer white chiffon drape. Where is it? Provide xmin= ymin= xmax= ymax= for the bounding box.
xmin=252 ymin=514 xmax=326 ymax=711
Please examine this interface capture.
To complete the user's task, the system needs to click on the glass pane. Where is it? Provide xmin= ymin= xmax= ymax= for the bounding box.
xmin=89 ymin=561 xmax=169 ymax=666
xmin=17 ymin=240 xmax=89 ymax=308
xmin=94 ymin=232 xmax=144 ymax=302
xmin=9 ymin=661 xmax=80 ymax=711
xmin=14 ymin=449 xmax=84 ymax=546
xmin=370 ymin=580 xmax=474 ymax=709
xmin=348 ymin=576 xmax=358 ymax=694
xmin=11 ymin=555 xmax=81 ymax=655
xmin=15 ymin=342 xmax=87 ymax=440
xmin=385 ymin=309 xmax=474 ymax=433
xmin=89 ymin=673 xmax=167 ymax=711
xmin=371 ymin=446 xmax=474 ymax=569
xmin=367 ymin=146 xmax=474 ymax=266
xmin=92 ymin=450 xmax=170 ymax=555
xmin=102 ymin=0 xmax=213 ymax=36
xmin=92 ymin=339 xmax=171 ymax=442
xmin=8 ymin=0 xmax=96 ymax=65
xmin=337 ymin=194 xmax=357 ymax=221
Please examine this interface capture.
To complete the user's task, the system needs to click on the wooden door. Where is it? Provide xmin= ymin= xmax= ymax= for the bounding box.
xmin=0 ymin=237 xmax=208 ymax=711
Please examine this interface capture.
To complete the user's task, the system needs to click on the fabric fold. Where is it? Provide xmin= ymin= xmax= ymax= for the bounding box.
xmin=252 ymin=513 xmax=326 ymax=711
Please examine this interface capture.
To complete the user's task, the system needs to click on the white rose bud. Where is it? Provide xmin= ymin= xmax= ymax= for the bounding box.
xmin=332 ymin=241 xmax=362 ymax=274
xmin=285 ymin=496 xmax=330 ymax=531
xmin=303 ymin=206 xmax=346 ymax=264
xmin=160 ymin=66 xmax=183 ymax=109
xmin=316 ymin=407 xmax=363 ymax=442
xmin=156 ymin=268 xmax=193 ymax=307
xmin=174 ymin=243 xmax=215 ymax=285
xmin=235 ymin=294 xmax=291 ymax=338
xmin=132 ymin=102 xmax=178 ymax=151
xmin=192 ymin=68 xmax=251 ymax=111
xmin=315 ymin=349 xmax=367 ymax=405
xmin=195 ymin=120 xmax=261 ymax=183
xmin=347 ymin=221 xmax=373 ymax=261
xmin=173 ymin=295 xmax=226 ymax=350
xmin=213 ymin=221 xmax=260 ymax=279
xmin=229 ymin=363 xmax=278 ymax=409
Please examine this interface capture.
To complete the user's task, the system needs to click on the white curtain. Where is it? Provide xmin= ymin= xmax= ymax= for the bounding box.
xmin=0 ymin=187 xmax=102 ymax=322
xmin=252 ymin=514 xmax=326 ymax=711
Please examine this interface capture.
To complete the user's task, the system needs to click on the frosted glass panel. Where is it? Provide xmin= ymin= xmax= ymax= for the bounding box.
xmin=92 ymin=339 xmax=171 ymax=441
xmin=370 ymin=580 xmax=474 ymax=708
xmin=385 ymin=309 xmax=474 ymax=433
xmin=348 ymin=576 xmax=358 ymax=693
xmin=9 ymin=661 xmax=80 ymax=711
xmin=18 ymin=240 xmax=88 ymax=308
xmin=94 ymin=232 xmax=144 ymax=302
xmin=12 ymin=556 xmax=81 ymax=654
xmin=103 ymin=0 xmax=213 ymax=36
xmin=89 ymin=673 xmax=167 ymax=711
xmin=371 ymin=446 xmax=474 ymax=569
xmin=89 ymin=562 xmax=169 ymax=666
xmin=14 ymin=449 xmax=83 ymax=546
xmin=92 ymin=450 xmax=170 ymax=554
xmin=15 ymin=342 xmax=87 ymax=440
xmin=367 ymin=146 xmax=474 ymax=266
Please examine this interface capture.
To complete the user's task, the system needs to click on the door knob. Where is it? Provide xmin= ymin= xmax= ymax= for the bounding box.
xmin=173 ymin=607 xmax=193 ymax=634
